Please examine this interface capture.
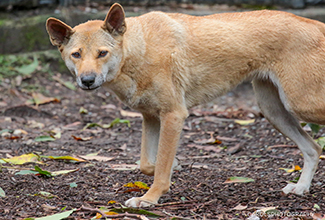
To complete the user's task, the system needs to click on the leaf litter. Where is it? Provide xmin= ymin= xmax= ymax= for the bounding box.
xmin=0 ymin=69 xmax=324 ymax=219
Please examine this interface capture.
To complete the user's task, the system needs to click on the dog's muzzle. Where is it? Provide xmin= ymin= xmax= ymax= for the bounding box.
xmin=81 ymin=75 xmax=95 ymax=88
xmin=79 ymin=73 xmax=102 ymax=90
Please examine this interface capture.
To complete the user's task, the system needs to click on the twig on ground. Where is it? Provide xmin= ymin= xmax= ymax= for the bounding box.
xmin=155 ymin=200 xmax=197 ymax=207
xmin=162 ymin=210 xmax=193 ymax=220
xmin=267 ymin=144 xmax=298 ymax=149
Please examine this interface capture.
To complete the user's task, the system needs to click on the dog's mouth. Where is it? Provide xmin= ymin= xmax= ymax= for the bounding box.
xmin=80 ymin=85 xmax=101 ymax=91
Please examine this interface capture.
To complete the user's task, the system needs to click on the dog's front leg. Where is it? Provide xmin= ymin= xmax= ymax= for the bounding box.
xmin=125 ymin=109 xmax=187 ymax=207
xmin=140 ymin=114 xmax=180 ymax=176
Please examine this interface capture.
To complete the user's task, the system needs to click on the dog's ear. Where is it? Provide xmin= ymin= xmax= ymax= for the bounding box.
xmin=46 ymin=18 xmax=74 ymax=46
xmin=102 ymin=3 xmax=126 ymax=35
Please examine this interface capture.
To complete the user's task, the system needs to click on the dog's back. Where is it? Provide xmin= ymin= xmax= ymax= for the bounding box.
xmin=124 ymin=10 xmax=325 ymax=120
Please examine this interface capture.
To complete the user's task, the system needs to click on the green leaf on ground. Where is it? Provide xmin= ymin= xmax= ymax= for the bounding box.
xmin=316 ymin=136 xmax=325 ymax=150
xmin=34 ymin=136 xmax=56 ymax=142
xmin=32 ymin=209 xmax=76 ymax=220
xmin=15 ymin=166 xmax=52 ymax=177
xmin=290 ymin=176 xmax=300 ymax=183
xmin=0 ymin=187 xmax=6 ymax=197
xmin=34 ymin=166 xmax=52 ymax=177
xmin=79 ymin=107 xmax=88 ymax=114
xmin=82 ymin=122 xmax=101 ymax=131
xmin=0 ymin=129 xmax=12 ymax=135
xmin=15 ymin=170 xmax=39 ymax=175
xmin=41 ymin=155 xmax=86 ymax=162
xmin=69 ymin=182 xmax=78 ymax=188
xmin=103 ymin=118 xmax=130 ymax=128
xmin=307 ymin=123 xmax=321 ymax=135
xmin=224 ymin=176 xmax=255 ymax=183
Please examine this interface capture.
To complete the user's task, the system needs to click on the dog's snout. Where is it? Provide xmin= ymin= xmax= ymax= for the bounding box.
xmin=81 ymin=75 xmax=96 ymax=87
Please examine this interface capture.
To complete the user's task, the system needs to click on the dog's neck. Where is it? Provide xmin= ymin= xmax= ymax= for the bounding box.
xmin=103 ymin=18 xmax=148 ymax=110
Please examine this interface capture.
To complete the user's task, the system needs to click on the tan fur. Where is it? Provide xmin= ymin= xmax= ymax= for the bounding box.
xmin=46 ymin=4 xmax=324 ymax=207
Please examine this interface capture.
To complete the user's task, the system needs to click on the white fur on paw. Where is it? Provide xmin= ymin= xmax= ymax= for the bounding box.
xmin=125 ymin=197 xmax=155 ymax=208
xmin=282 ymin=183 xmax=309 ymax=195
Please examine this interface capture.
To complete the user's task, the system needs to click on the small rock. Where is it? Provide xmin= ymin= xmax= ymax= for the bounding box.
xmin=1 ymin=132 xmax=11 ymax=137
xmin=25 ymin=139 xmax=33 ymax=145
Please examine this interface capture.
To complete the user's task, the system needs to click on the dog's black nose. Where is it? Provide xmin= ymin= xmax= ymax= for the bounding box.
xmin=81 ymin=75 xmax=95 ymax=87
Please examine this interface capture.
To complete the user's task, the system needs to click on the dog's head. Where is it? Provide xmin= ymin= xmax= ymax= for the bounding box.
xmin=46 ymin=3 xmax=126 ymax=90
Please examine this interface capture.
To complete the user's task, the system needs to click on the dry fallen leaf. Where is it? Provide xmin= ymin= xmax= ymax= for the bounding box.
xmin=2 ymin=153 xmax=41 ymax=165
xmin=312 ymin=212 xmax=324 ymax=220
xmin=194 ymin=137 xmax=222 ymax=145
xmin=63 ymin=122 xmax=82 ymax=130
xmin=187 ymin=144 xmax=223 ymax=153
xmin=224 ymin=176 xmax=254 ymax=184
xmin=51 ymin=168 xmax=79 ymax=176
xmin=72 ymin=135 xmax=93 ymax=141
xmin=101 ymin=104 xmax=117 ymax=109
xmin=232 ymin=204 xmax=247 ymax=211
xmin=4 ymin=136 xmax=21 ymax=140
xmin=124 ymin=181 xmax=150 ymax=190
xmin=234 ymin=119 xmax=255 ymax=125
xmin=279 ymin=164 xmax=302 ymax=173
xmin=41 ymin=204 xmax=57 ymax=211
xmin=31 ymin=92 xmax=60 ymax=106
xmin=120 ymin=109 xmax=142 ymax=118
xmin=28 ymin=120 xmax=45 ymax=129
xmin=13 ymin=129 xmax=28 ymax=135
xmin=108 ymin=164 xmax=138 ymax=171
xmin=108 ymin=200 xmax=116 ymax=204
xmin=79 ymin=155 xmax=114 ymax=162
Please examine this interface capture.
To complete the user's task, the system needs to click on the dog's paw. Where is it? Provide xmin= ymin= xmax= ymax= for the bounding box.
xmin=125 ymin=197 xmax=156 ymax=208
xmin=282 ymin=183 xmax=309 ymax=195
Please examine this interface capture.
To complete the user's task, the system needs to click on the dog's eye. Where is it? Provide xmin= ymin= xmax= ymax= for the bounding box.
xmin=72 ymin=52 xmax=81 ymax=58
xmin=98 ymin=50 xmax=108 ymax=58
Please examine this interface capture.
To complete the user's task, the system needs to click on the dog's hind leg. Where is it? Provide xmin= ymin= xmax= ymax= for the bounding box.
xmin=139 ymin=114 xmax=160 ymax=176
xmin=140 ymin=114 xmax=179 ymax=176
xmin=253 ymin=78 xmax=322 ymax=195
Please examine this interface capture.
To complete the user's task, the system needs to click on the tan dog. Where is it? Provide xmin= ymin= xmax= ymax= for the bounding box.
xmin=46 ymin=3 xmax=324 ymax=207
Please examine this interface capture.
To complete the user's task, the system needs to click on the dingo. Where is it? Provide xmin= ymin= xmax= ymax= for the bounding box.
xmin=46 ymin=3 xmax=324 ymax=207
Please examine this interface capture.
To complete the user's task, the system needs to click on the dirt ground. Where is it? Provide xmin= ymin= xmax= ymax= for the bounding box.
xmin=0 ymin=66 xmax=325 ymax=219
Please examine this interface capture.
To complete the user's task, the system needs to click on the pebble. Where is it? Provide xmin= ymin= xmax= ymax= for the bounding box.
xmin=25 ymin=139 xmax=33 ymax=145
xmin=1 ymin=132 xmax=11 ymax=137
